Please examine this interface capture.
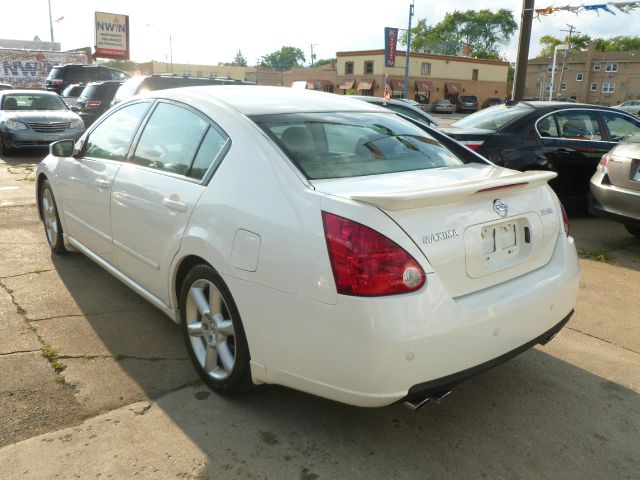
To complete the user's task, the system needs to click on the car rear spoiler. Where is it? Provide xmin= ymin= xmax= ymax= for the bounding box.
xmin=350 ymin=170 xmax=557 ymax=210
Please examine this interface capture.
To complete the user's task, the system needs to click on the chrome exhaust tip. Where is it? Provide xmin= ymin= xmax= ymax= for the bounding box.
xmin=403 ymin=389 xmax=453 ymax=411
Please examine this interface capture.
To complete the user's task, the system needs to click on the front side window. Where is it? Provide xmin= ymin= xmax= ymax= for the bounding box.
xmin=553 ymin=110 xmax=602 ymax=141
xmin=602 ymin=83 xmax=615 ymax=93
xmin=601 ymin=111 xmax=640 ymax=142
xmin=421 ymin=63 xmax=431 ymax=75
xmin=133 ymin=102 xmax=209 ymax=175
xmin=84 ymin=102 xmax=150 ymax=161
xmin=254 ymin=112 xmax=471 ymax=180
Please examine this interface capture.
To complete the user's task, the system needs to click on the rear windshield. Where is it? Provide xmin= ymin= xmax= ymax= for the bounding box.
xmin=452 ymin=104 xmax=532 ymax=130
xmin=47 ymin=67 xmax=63 ymax=79
xmin=62 ymin=85 xmax=86 ymax=97
xmin=253 ymin=112 xmax=468 ymax=180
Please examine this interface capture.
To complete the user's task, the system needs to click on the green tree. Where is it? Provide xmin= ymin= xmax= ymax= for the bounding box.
xmin=231 ymin=50 xmax=247 ymax=67
xmin=261 ymin=46 xmax=305 ymax=71
xmin=401 ymin=9 xmax=517 ymax=60
xmin=595 ymin=36 xmax=640 ymax=51
xmin=313 ymin=58 xmax=335 ymax=67
xmin=539 ymin=34 xmax=592 ymax=57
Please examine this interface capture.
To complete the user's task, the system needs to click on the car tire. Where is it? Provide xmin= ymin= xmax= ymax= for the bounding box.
xmin=625 ymin=225 xmax=640 ymax=239
xmin=39 ymin=179 xmax=66 ymax=254
xmin=179 ymin=264 xmax=252 ymax=395
xmin=0 ymin=133 xmax=11 ymax=156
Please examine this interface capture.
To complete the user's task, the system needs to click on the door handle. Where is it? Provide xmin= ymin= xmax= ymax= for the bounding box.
xmin=95 ymin=178 xmax=111 ymax=188
xmin=162 ymin=197 xmax=187 ymax=212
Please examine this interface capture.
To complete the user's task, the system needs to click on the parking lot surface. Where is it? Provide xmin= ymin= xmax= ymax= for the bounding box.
xmin=0 ymin=142 xmax=638 ymax=479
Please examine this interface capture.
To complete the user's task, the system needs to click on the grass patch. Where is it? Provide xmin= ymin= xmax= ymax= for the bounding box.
xmin=32 ymin=267 xmax=46 ymax=274
xmin=114 ymin=354 xmax=130 ymax=362
xmin=41 ymin=345 xmax=66 ymax=373
xmin=578 ymin=249 xmax=612 ymax=263
xmin=26 ymin=323 xmax=37 ymax=333
xmin=55 ymin=375 xmax=65 ymax=384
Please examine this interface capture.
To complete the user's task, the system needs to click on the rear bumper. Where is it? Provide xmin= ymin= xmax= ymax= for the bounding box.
xmin=403 ymin=310 xmax=573 ymax=402
xmin=231 ymin=233 xmax=580 ymax=407
xmin=589 ymin=181 xmax=640 ymax=228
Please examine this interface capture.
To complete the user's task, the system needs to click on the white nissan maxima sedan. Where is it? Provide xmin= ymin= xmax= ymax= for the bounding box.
xmin=36 ymin=86 xmax=580 ymax=408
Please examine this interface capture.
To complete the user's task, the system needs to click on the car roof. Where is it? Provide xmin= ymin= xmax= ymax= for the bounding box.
xmin=0 ymin=89 xmax=59 ymax=96
xmin=149 ymin=85 xmax=385 ymax=116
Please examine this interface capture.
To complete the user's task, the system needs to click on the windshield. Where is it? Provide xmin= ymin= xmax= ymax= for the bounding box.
xmin=1 ymin=94 xmax=67 ymax=111
xmin=452 ymin=104 xmax=532 ymax=130
xmin=253 ymin=112 xmax=468 ymax=180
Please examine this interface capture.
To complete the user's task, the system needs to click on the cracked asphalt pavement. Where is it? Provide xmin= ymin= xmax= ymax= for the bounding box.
xmin=0 ymin=148 xmax=639 ymax=479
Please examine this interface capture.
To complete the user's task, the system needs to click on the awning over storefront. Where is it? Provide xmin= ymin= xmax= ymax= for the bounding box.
xmin=338 ymin=80 xmax=355 ymax=90
xmin=390 ymin=79 xmax=404 ymax=92
xmin=415 ymin=81 xmax=433 ymax=93
xmin=445 ymin=82 xmax=462 ymax=93
xmin=357 ymin=79 xmax=374 ymax=90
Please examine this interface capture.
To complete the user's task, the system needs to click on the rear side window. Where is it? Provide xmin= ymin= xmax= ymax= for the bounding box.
xmin=453 ymin=104 xmax=532 ymax=130
xmin=552 ymin=110 xmax=602 ymax=141
xmin=84 ymin=102 xmax=150 ymax=161
xmin=255 ymin=112 xmax=468 ymax=180
xmin=132 ymin=102 xmax=209 ymax=175
xmin=189 ymin=127 xmax=230 ymax=180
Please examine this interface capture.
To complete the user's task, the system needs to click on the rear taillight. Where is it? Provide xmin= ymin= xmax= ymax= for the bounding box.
xmin=321 ymin=211 xmax=425 ymax=296
xmin=597 ymin=152 xmax=610 ymax=174
xmin=84 ymin=100 xmax=102 ymax=110
xmin=560 ymin=202 xmax=570 ymax=236
xmin=459 ymin=140 xmax=485 ymax=151
xmin=50 ymin=79 xmax=63 ymax=86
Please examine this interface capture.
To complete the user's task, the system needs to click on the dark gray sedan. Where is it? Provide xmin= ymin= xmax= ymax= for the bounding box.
xmin=589 ymin=143 xmax=640 ymax=238
xmin=0 ymin=90 xmax=85 ymax=155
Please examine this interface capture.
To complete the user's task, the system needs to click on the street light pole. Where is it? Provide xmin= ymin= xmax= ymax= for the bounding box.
xmin=549 ymin=45 xmax=569 ymax=101
xmin=403 ymin=0 xmax=414 ymax=100
xmin=145 ymin=24 xmax=173 ymax=74
xmin=310 ymin=44 xmax=318 ymax=67
xmin=47 ymin=0 xmax=55 ymax=43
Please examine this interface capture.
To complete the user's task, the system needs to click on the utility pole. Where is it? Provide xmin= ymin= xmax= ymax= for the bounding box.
xmin=310 ymin=44 xmax=318 ymax=67
xmin=47 ymin=0 xmax=55 ymax=43
xmin=555 ymin=24 xmax=579 ymax=99
xmin=403 ymin=0 xmax=414 ymax=100
xmin=512 ymin=0 xmax=535 ymax=101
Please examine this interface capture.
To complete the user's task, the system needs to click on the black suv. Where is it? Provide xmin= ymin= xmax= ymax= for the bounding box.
xmin=46 ymin=64 xmax=130 ymax=94
xmin=112 ymin=74 xmax=249 ymax=105
xmin=75 ymin=81 xmax=123 ymax=127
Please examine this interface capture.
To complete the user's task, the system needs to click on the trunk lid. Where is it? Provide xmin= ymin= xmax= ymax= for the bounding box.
xmin=607 ymin=144 xmax=640 ymax=192
xmin=312 ymin=164 xmax=562 ymax=297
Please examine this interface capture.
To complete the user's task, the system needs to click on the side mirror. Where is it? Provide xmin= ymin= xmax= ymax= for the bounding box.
xmin=50 ymin=139 xmax=75 ymax=157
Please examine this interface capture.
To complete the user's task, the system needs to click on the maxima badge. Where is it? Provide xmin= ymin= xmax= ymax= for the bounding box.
xmin=493 ymin=199 xmax=508 ymax=218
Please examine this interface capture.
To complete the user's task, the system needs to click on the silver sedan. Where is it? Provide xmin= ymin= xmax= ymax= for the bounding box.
xmin=589 ymin=143 xmax=640 ymax=238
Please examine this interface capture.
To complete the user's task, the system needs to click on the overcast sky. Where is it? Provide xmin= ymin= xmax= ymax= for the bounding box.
xmin=3 ymin=0 xmax=639 ymax=65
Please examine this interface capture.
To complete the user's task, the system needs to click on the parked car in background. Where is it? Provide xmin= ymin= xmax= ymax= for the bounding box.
xmin=351 ymin=96 xmax=438 ymax=126
xmin=439 ymin=101 xmax=640 ymax=207
xmin=432 ymin=98 xmax=454 ymax=113
xmin=112 ymin=74 xmax=249 ymax=106
xmin=35 ymin=86 xmax=578 ymax=408
xmin=589 ymin=143 xmax=640 ymax=238
xmin=46 ymin=64 xmax=130 ymax=94
xmin=60 ymin=84 xmax=86 ymax=109
xmin=0 ymin=83 xmax=13 ymax=90
xmin=75 ymin=80 xmax=123 ymax=127
xmin=0 ymin=90 xmax=84 ymax=155
xmin=457 ymin=95 xmax=479 ymax=113
xmin=482 ymin=97 xmax=503 ymax=109
xmin=612 ymin=100 xmax=640 ymax=116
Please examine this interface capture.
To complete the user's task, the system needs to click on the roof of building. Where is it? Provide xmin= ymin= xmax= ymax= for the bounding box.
xmin=529 ymin=49 xmax=640 ymax=64
xmin=336 ymin=49 xmax=509 ymax=66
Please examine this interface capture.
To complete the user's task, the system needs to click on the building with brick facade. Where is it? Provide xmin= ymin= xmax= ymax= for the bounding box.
xmin=284 ymin=49 xmax=509 ymax=111
xmin=136 ymin=61 xmax=283 ymax=86
xmin=524 ymin=43 xmax=640 ymax=105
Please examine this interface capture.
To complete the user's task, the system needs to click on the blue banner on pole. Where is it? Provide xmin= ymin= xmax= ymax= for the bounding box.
xmin=384 ymin=27 xmax=399 ymax=67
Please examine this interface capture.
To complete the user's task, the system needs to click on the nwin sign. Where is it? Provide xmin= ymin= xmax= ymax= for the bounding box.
xmin=94 ymin=12 xmax=129 ymax=60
